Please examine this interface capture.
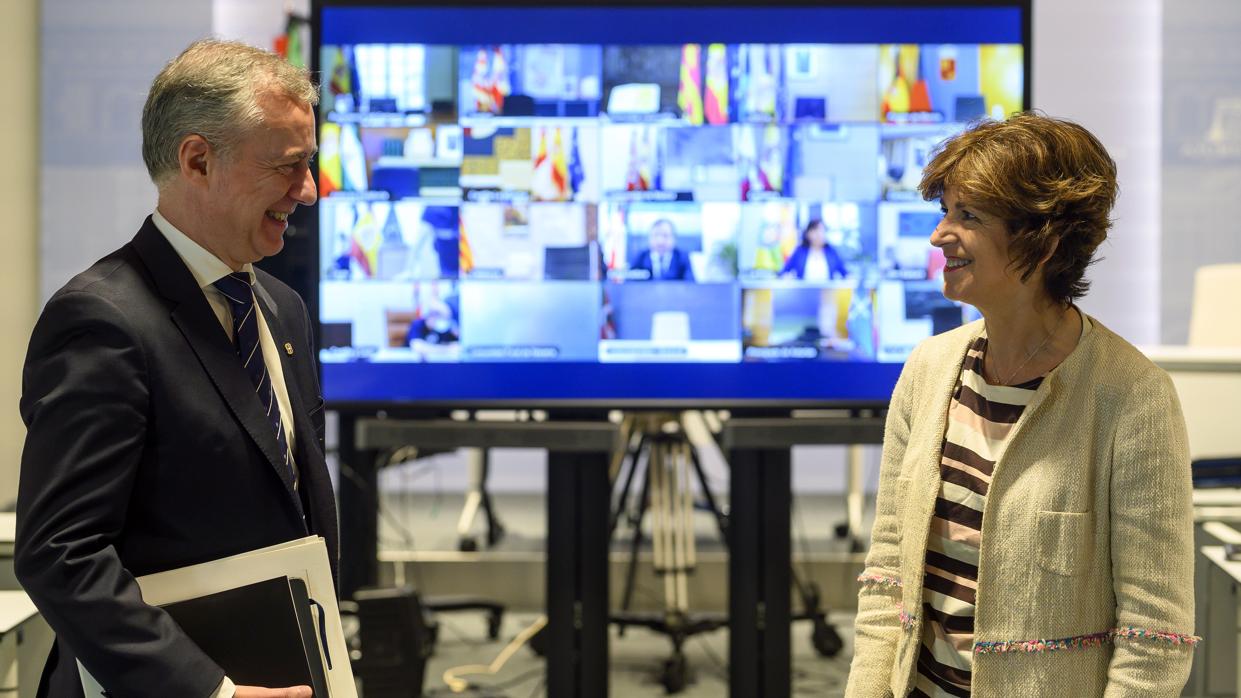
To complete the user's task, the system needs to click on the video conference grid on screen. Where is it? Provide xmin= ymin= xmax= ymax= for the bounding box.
xmin=316 ymin=34 xmax=1021 ymax=393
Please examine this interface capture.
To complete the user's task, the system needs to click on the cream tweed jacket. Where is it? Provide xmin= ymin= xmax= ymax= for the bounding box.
xmin=845 ymin=315 xmax=1198 ymax=697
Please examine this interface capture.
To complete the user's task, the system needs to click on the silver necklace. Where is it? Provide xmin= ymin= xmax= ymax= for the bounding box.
xmin=988 ymin=309 xmax=1067 ymax=386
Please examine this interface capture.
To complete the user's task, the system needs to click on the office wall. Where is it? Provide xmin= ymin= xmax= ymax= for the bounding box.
xmin=0 ymin=0 xmax=38 ymax=508
xmin=1033 ymin=0 xmax=1163 ymax=346
xmin=1161 ymin=0 xmax=1241 ymax=343
xmin=39 ymin=0 xmax=213 ymax=304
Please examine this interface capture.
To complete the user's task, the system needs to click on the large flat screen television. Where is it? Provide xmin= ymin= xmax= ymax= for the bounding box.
xmin=312 ymin=0 xmax=1030 ymax=407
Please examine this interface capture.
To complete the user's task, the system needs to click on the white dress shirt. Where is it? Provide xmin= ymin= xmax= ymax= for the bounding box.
xmin=152 ymin=210 xmax=300 ymax=698
xmin=803 ymin=249 xmax=830 ymax=282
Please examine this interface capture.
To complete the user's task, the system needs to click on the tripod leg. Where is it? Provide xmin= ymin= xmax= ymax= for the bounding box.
xmin=675 ymin=442 xmax=692 ymax=614
xmin=609 ymin=431 xmax=646 ymax=539
xmin=478 ymin=449 xmax=505 ymax=547
xmin=618 ymin=441 xmax=652 ymax=627
xmin=688 ymin=448 xmax=729 ymax=542
xmin=652 ymin=442 xmax=677 ymax=612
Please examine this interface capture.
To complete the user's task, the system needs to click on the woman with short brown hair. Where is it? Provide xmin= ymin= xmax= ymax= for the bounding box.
xmin=846 ymin=113 xmax=1197 ymax=697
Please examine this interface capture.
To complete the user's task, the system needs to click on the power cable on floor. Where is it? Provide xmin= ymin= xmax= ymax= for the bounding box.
xmin=442 ymin=615 xmax=548 ymax=693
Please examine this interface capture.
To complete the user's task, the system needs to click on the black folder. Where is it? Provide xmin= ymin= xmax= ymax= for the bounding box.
xmin=161 ymin=576 xmax=330 ymax=696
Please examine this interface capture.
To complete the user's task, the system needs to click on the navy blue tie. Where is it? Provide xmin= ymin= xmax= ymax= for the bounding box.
xmin=213 ymin=273 xmax=296 ymax=490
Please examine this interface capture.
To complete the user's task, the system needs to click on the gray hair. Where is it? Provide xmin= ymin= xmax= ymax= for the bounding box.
xmin=141 ymin=38 xmax=319 ymax=185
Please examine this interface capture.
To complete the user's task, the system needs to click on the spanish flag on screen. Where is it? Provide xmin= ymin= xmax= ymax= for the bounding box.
xmin=704 ymin=43 xmax=729 ymax=125
xmin=677 ymin=44 xmax=704 ymax=125
xmin=350 ymin=204 xmax=380 ymax=278
xmin=459 ymin=216 xmax=475 ymax=274
xmin=318 ymin=123 xmax=342 ymax=198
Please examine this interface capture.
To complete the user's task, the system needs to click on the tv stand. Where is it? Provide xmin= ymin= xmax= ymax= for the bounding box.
xmin=335 ymin=409 xmax=885 ymax=698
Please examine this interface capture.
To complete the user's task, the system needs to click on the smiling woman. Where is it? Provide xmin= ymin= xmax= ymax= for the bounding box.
xmin=845 ymin=114 xmax=1197 ymax=698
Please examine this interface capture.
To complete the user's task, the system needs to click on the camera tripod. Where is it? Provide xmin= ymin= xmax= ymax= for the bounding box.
xmin=608 ymin=412 xmax=842 ymax=693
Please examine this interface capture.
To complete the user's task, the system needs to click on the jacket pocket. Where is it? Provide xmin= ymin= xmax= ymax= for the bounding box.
xmin=1036 ymin=510 xmax=1092 ymax=577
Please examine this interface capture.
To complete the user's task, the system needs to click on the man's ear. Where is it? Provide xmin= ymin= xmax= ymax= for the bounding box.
xmin=177 ymin=135 xmax=212 ymax=185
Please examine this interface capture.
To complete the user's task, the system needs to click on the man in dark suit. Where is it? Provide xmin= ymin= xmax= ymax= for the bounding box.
xmin=16 ymin=40 xmax=332 ymax=698
xmin=630 ymin=218 xmax=694 ymax=281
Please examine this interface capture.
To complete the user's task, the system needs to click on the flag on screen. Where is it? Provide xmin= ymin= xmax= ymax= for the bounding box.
xmin=846 ymin=286 xmax=877 ymax=360
xmin=349 ymin=203 xmax=380 ymax=278
xmin=471 ymin=48 xmax=494 ymax=113
xmin=704 ymin=43 xmax=729 ymax=125
xmin=458 ymin=216 xmax=475 ymax=274
xmin=534 ymin=128 xmax=548 ymax=170
xmin=490 ymin=46 xmax=511 ymax=113
xmin=318 ymin=123 xmax=342 ymax=197
xmin=329 ymin=47 xmax=351 ymax=97
xmin=600 ymin=288 xmax=617 ymax=339
xmin=625 ymin=128 xmax=652 ymax=191
xmin=551 ymin=128 xmax=570 ymax=200
xmin=756 ymin=125 xmax=784 ymax=193
xmin=567 ymin=128 xmax=584 ymax=195
xmin=677 ymin=44 xmax=704 ymax=125
xmin=340 ymin=123 xmax=368 ymax=191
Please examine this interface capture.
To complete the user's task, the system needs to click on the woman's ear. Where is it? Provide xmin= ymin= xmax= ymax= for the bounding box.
xmin=1039 ymin=236 xmax=1061 ymax=267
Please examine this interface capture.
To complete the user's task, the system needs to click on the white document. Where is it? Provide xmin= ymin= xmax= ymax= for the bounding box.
xmin=79 ymin=536 xmax=356 ymax=697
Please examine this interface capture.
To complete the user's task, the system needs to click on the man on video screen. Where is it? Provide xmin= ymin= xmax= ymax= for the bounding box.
xmin=630 ymin=218 xmax=694 ymax=281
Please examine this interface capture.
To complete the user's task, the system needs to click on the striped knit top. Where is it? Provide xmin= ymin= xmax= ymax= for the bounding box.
xmin=912 ymin=319 xmax=1092 ymax=697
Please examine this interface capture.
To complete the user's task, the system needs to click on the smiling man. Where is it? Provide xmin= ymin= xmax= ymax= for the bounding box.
xmin=16 ymin=40 xmax=336 ymax=698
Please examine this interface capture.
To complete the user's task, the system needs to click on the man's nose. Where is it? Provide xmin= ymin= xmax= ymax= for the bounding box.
xmin=292 ymin=167 xmax=317 ymax=206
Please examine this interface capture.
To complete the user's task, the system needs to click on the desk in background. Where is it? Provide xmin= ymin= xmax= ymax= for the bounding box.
xmin=0 ymin=591 xmax=52 ymax=698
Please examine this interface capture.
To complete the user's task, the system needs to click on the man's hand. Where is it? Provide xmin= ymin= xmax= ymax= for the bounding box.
xmin=234 ymin=686 xmax=312 ymax=698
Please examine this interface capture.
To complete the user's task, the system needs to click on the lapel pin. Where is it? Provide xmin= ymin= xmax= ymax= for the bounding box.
xmin=284 ymin=342 xmax=294 ymax=356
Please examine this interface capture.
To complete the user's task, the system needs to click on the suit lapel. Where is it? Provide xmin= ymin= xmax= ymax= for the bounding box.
xmin=251 ymin=281 xmax=319 ymax=466
xmin=131 ymin=220 xmax=302 ymax=507
xmin=252 ymin=279 xmax=340 ymax=573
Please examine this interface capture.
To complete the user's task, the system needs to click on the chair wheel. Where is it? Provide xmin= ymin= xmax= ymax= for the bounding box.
xmin=661 ymin=653 xmax=688 ymax=693
xmin=487 ymin=611 xmax=503 ymax=640
xmin=812 ymin=618 xmax=843 ymax=657
xmin=458 ymin=537 xmax=478 ymax=552
xmin=487 ymin=521 xmax=506 ymax=547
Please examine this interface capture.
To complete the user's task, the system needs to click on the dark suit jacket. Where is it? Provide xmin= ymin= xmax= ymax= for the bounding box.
xmin=780 ymin=244 xmax=847 ymax=280
xmin=631 ymin=248 xmax=694 ymax=281
xmin=16 ymin=218 xmax=338 ymax=697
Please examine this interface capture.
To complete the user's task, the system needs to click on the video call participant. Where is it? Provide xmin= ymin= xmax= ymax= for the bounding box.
xmin=406 ymin=298 xmax=459 ymax=346
xmin=847 ymin=113 xmax=1196 ymax=696
xmin=780 ymin=219 xmax=847 ymax=281
xmin=16 ymin=40 xmax=334 ymax=698
xmin=631 ymin=218 xmax=695 ymax=281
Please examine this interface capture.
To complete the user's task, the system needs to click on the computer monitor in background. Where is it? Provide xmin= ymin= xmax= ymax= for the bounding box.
xmin=313 ymin=1 xmax=1029 ymax=407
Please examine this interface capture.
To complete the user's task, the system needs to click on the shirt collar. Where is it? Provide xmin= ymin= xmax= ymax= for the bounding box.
xmin=151 ymin=209 xmax=254 ymax=289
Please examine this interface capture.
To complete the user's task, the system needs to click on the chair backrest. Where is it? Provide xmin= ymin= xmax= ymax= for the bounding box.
xmin=1188 ymin=263 xmax=1241 ymax=347
xmin=651 ymin=311 xmax=691 ymax=342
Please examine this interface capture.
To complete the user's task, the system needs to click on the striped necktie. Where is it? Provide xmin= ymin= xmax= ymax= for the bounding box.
xmin=213 ymin=272 xmax=296 ymax=490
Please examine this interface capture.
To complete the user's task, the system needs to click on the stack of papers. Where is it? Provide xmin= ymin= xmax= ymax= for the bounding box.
xmin=80 ymin=536 xmax=356 ymax=697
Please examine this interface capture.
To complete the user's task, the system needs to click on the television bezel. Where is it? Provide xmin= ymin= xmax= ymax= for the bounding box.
xmin=307 ymin=0 xmax=1033 ymax=412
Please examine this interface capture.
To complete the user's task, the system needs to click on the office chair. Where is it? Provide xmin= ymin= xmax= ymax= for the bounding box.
xmin=350 ymin=586 xmax=434 ymax=698
xmin=1186 ymin=264 xmax=1241 ymax=487
xmin=1188 ymin=264 xmax=1241 ymax=347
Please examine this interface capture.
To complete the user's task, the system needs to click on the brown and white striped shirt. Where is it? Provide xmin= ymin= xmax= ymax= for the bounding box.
xmin=911 ymin=319 xmax=1093 ymax=697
